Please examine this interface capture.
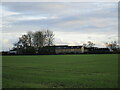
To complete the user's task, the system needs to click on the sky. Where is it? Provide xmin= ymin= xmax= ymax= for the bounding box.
xmin=0 ymin=2 xmax=118 ymax=51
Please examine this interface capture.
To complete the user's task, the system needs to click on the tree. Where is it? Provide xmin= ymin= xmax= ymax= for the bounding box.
xmin=83 ymin=41 xmax=95 ymax=48
xmin=19 ymin=34 xmax=29 ymax=47
xmin=13 ymin=29 xmax=55 ymax=54
xmin=105 ymin=41 xmax=119 ymax=49
xmin=27 ymin=31 xmax=33 ymax=47
xmin=87 ymin=41 xmax=95 ymax=47
xmin=33 ymin=31 xmax=46 ymax=47
xmin=83 ymin=43 xmax=87 ymax=47
xmin=105 ymin=41 xmax=120 ymax=53
xmin=44 ymin=30 xmax=54 ymax=46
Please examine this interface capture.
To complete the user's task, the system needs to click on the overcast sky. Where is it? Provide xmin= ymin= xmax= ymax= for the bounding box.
xmin=1 ymin=2 xmax=118 ymax=51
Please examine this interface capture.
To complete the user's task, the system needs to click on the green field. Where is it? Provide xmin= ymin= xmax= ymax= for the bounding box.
xmin=2 ymin=54 xmax=118 ymax=88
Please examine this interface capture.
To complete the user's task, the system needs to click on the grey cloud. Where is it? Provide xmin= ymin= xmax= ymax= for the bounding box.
xmin=1 ymin=2 xmax=118 ymax=50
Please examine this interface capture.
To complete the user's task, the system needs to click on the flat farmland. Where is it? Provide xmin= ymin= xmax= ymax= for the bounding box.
xmin=2 ymin=54 xmax=118 ymax=88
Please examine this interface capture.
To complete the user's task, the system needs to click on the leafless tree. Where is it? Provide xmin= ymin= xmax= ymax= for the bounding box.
xmin=27 ymin=31 xmax=33 ymax=47
xmin=83 ymin=41 xmax=95 ymax=48
xmin=13 ymin=29 xmax=55 ymax=53
xmin=33 ymin=31 xmax=46 ymax=47
xmin=105 ymin=41 xmax=119 ymax=49
xmin=44 ymin=30 xmax=54 ymax=46
xmin=87 ymin=41 xmax=95 ymax=48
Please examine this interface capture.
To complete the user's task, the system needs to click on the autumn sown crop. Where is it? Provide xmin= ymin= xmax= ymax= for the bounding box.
xmin=2 ymin=54 xmax=118 ymax=88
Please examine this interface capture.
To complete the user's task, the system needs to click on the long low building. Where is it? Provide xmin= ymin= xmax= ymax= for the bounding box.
xmin=54 ymin=45 xmax=84 ymax=54
xmin=6 ymin=45 xmax=112 ymax=55
xmin=83 ymin=47 xmax=110 ymax=54
xmin=44 ymin=45 xmax=110 ymax=54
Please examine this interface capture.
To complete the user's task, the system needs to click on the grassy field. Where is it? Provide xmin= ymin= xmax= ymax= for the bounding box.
xmin=2 ymin=54 xmax=118 ymax=88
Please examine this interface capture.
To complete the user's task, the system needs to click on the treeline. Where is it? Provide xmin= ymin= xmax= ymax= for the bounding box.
xmin=2 ymin=29 xmax=120 ymax=55
xmin=13 ymin=29 xmax=54 ymax=54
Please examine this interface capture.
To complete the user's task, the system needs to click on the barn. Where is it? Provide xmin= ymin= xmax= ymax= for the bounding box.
xmin=53 ymin=45 xmax=85 ymax=54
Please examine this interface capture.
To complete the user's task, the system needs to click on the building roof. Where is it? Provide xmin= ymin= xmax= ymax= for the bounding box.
xmin=84 ymin=47 xmax=110 ymax=50
xmin=44 ymin=45 xmax=83 ymax=49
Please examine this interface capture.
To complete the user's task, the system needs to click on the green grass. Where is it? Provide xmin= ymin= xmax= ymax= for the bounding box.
xmin=2 ymin=54 xmax=118 ymax=88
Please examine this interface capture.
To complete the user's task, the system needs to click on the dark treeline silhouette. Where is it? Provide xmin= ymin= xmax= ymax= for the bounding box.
xmin=12 ymin=29 xmax=54 ymax=55
xmin=1 ymin=29 xmax=120 ymax=55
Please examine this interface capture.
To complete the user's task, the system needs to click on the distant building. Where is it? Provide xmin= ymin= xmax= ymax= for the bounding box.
xmin=6 ymin=45 xmax=112 ymax=55
xmin=9 ymin=50 xmax=17 ymax=54
xmin=54 ymin=45 xmax=84 ymax=54
xmin=1 ymin=51 xmax=9 ymax=55
xmin=83 ymin=47 xmax=110 ymax=54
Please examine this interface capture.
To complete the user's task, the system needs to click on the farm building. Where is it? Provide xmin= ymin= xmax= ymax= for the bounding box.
xmin=9 ymin=50 xmax=17 ymax=54
xmin=1 ymin=51 xmax=9 ymax=55
xmin=83 ymin=47 xmax=110 ymax=54
xmin=39 ymin=45 xmax=84 ymax=54
xmin=7 ymin=45 xmax=112 ymax=55
xmin=43 ymin=45 xmax=111 ymax=54
xmin=54 ymin=45 xmax=84 ymax=54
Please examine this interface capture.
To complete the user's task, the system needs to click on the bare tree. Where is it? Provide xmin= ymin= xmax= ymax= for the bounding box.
xmin=105 ymin=41 xmax=119 ymax=49
xmin=44 ymin=30 xmax=54 ymax=46
xmin=27 ymin=31 xmax=33 ymax=47
xmin=83 ymin=43 xmax=87 ymax=47
xmin=33 ymin=31 xmax=45 ymax=47
xmin=83 ymin=41 xmax=95 ymax=48
xmin=13 ymin=29 xmax=55 ymax=54
xmin=19 ymin=34 xmax=29 ymax=47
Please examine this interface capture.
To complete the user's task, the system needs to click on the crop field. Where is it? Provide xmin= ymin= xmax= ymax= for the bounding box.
xmin=2 ymin=54 xmax=118 ymax=88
